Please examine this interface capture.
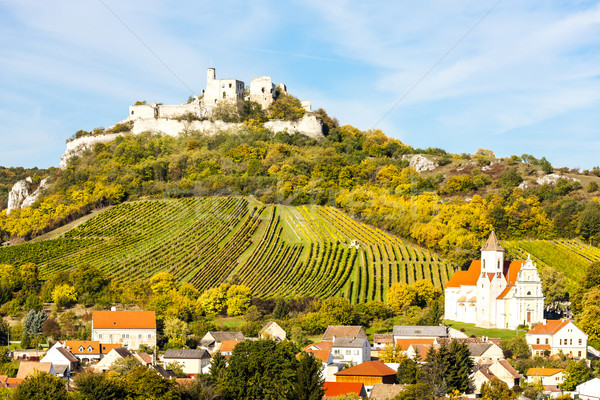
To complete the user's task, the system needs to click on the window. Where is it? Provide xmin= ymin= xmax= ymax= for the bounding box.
xmin=559 ymin=339 xmax=562 ymax=345
xmin=98 ymin=334 xmax=103 ymax=339
xmin=139 ymin=334 xmax=142 ymax=339
xmin=223 ymin=92 xmax=226 ymax=99
xmin=79 ymin=346 xmax=84 ymax=352
xmin=545 ymin=339 xmax=548 ymax=345
xmin=346 ymin=350 xmax=351 ymax=355
xmin=570 ymin=339 xmax=573 ymax=345
xmin=148 ymin=334 xmax=152 ymax=339
xmin=88 ymin=346 xmax=93 ymax=352
xmin=354 ymin=350 xmax=359 ymax=355
xmin=497 ymin=260 xmax=500 ymax=270
xmin=536 ymin=338 xmax=540 ymax=344
xmin=579 ymin=339 xmax=582 ymax=345
xmin=123 ymin=334 xmax=130 ymax=339
xmin=578 ymin=351 xmax=582 ymax=357
xmin=334 ymin=350 xmax=340 ymax=354
xmin=131 ymin=111 xmax=134 ymax=115
xmin=229 ymin=83 xmax=232 ymax=88
xmin=527 ymin=291 xmax=531 ymax=295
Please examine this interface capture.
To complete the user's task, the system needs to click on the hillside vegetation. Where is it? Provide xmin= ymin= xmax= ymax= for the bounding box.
xmin=0 ymin=196 xmax=455 ymax=303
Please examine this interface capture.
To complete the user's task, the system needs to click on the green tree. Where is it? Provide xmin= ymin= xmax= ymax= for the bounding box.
xmin=268 ymin=93 xmax=305 ymax=121
xmin=123 ymin=366 xmax=179 ymax=400
xmin=503 ymin=336 xmax=530 ymax=359
xmin=226 ymin=285 xmax=252 ymax=317
xmin=198 ymin=285 xmax=228 ymax=316
xmin=397 ymin=354 xmax=420 ymax=384
xmin=273 ymin=298 xmax=289 ymax=320
xmin=109 ymin=355 xmax=141 ymax=375
xmin=577 ymin=287 xmax=600 ymax=342
xmin=23 ymin=310 xmax=47 ymax=336
xmin=20 ymin=263 xmax=40 ymax=295
xmin=209 ymin=351 xmax=227 ymax=382
xmin=561 ymin=359 xmax=594 ymax=391
xmin=178 ymin=374 xmax=220 ymax=400
xmin=394 ymin=383 xmax=431 ymax=400
xmin=480 ymin=377 xmax=516 ymax=400
xmin=294 ymin=352 xmax=325 ymax=400
xmin=446 ymin=340 xmax=474 ymax=393
xmin=72 ymin=372 xmax=127 ymax=400
xmin=71 ymin=263 xmax=109 ymax=302
xmin=578 ymin=201 xmax=600 ymax=245
xmin=150 ymin=272 xmax=177 ymax=296
xmin=164 ymin=318 xmax=189 ymax=347
xmin=11 ymin=370 xmax=68 ymax=400
xmin=582 ymin=261 xmax=600 ymax=290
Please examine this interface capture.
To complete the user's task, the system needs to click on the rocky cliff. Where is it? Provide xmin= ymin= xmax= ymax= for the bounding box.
xmin=6 ymin=177 xmax=50 ymax=215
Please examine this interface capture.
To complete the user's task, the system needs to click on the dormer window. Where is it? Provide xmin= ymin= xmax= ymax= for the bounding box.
xmin=88 ymin=345 xmax=93 ymax=352
xmin=79 ymin=346 xmax=84 ymax=352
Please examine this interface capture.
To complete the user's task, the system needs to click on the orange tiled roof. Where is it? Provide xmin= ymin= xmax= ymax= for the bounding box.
xmin=527 ymin=367 xmax=564 ymax=377
xmin=395 ymin=338 xmax=435 ymax=350
xmin=335 ymin=361 xmax=397 ymax=377
xmin=220 ymin=340 xmax=243 ymax=352
xmin=528 ymin=320 xmax=570 ymax=335
xmin=307 ymin=349 xmax=331 ymax=363
xmin=101 ymin=343 xmax=122 ymax=354
xmin=92 ymin=310 xmax=156 ymax=329
xmin=444 ymin=261 xmax=481 ymax=287
xmin=323 ymin=382 xmax=365 ymax=397
xmin=497 ymin=261 xmax=526 ymax=299
xmin=531 ymin=344 xmax=551 ymax=350
xmin=408 ymin=343 xmax=437 ymax=361
xmin=5 ymin=378 xmax=24 ymax=388
xmin=498 ymin=360 xmax=522 ymax=378
xmin=16 ymin=362 xmax=52 ymax=379
xmin=304 ymin=341 xmax=333 ymax=352
xmin=64 ymin=340 xmax=100 ymax=354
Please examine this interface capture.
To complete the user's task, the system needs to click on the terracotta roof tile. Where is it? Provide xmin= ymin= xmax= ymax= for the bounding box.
xmin=531 ymin=344 xmax=551 ymax=350
xmin=220 ymin=340 xmax=243 ymax=352
xmin=323 ymin=382 xmax=365 ymax=397
xmin=304 ymin=341 xmax=333 ymax=352
xmin=306 ymin=349 xmax=331 ymax=363
xmin=527 ymin=367 xmax=564 ymax=377
xmin=64 ymin=341 xmax=101 ymax=354
xmin=136 ymin=352 xmax=153 ymax=364
xmin=335 ymin=361 xmax=397 ymax=377
xmin=395 ymin=338 xmax=435 ymax=350
xmin=322 ymin=326 xmax=367 ymax=341
xmin=101 ymin=343 xmax=122 ymax=354
xmin=528 ymin=320 xmax=570 ymax=335
xmin=16 ymin=362 xmax=52 ymax=379
xmin=444 ymin=261 xmax=481 ymax=287
xmin=5 ymin=378 xmax=24 ymax=388
xmin=93 ymin=310 xmax=156 ymax=329
xmin=408 ymin=344 xmax=437 ymax=361
xmin=498 ymin=360 xmax=522 ymax=378
xmin=373 ymin=334 xmax=393 ymax=343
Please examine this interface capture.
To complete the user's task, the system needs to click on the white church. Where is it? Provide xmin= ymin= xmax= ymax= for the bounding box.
xmin=444 ymin=232 xmax=544 ymax=329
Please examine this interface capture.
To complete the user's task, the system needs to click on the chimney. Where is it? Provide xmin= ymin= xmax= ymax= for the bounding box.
xmin=111 ymin=306 xmax=117 ymax=311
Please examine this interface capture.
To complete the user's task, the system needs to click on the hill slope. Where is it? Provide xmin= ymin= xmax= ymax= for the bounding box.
xmin=0 ymin=196 xmax=456 ymax=303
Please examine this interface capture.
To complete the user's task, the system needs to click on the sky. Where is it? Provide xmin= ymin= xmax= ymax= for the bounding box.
xmin=1 ymin=0 xmax=600 ymax=169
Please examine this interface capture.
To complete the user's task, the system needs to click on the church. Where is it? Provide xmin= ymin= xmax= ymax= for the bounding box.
xmin=444 ymin=232 xmax=544 ymax=329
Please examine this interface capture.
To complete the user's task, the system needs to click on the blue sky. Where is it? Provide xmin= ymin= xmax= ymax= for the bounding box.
xmin=1 ymin=0 xmax=600 ymax=169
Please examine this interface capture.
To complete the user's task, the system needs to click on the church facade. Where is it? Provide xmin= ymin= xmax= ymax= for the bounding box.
xmin=444 ymin=232 xmax=544 ymax=329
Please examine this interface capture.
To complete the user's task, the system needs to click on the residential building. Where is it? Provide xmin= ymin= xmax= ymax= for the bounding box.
xmin=332 ymin=337 xmax=371 ymax=365
xmin=392 ymin=325 xmax=448 ymax=341
xmin=369 ymin=383 xmax=405 ymax=400
xmin=133 ymin=352 xmax=153 ymax=367
xmin=322 ymin=326 xmax=368 ymax=342
xmin=219 ymin=340 xmax=244 ymax=358
xmin=91 ymin=309 xmax=157 ymax=350
xmin=258 ymin=321 xmax=286 ymax=341
xmin=162 ymin=349 xmax=211 ymax=375
xmin=472 ymin=361 xmax=522 ymax=393
xmin=334 ymin=361 xmax=397 ymax=396
xmin=323 ymin=382 xmax=367 ymax=399
xmin=526 ymin=319 xmax=588 ymax=358
xmin=200 ymin=331 xmax=244 ymax=354
xmin=526 ymin=367 xmax=565 ymax=386
xmin=444 ymin=232 xmax=545 ymax=329
xmin=16 ymin=362 xmax=55 ymax=379
xmin=40 ymin=344 xmax=78 ymax=378
xmin=62 ymin=341 xmax=102 ymax=363
xmin=93 ymin=348 xmax=132 ymax=372
xmin=372 ymin=334 xmax=393 ymax=356
xmin=405 ymin=343 xmax=437 ymax=362
xmin=304 ymin=341 xmax=340 ymax=382
xmin=467 ymin=342 xmax=505 ymax=364
xmin=577 ymin=377 xmax=600 ymax=400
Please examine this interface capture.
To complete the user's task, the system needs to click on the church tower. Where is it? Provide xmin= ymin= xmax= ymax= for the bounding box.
xmin=476 ymin=231 xmax=508 ymax=327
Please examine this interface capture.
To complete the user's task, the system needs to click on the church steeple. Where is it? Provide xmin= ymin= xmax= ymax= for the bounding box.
xmin=481 ymin=231 xmax=504 ymax=252
xmin=481 ymin=231 xmax=505 ymax=274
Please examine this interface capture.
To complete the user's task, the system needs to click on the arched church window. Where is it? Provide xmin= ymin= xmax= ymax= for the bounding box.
xmin=527 ymin=291 xmax=531 ymax=295
xmin=497 ymin=260 xmax=500 ymax=270
xmin=483 ymin=260 xmax=485 ymax=269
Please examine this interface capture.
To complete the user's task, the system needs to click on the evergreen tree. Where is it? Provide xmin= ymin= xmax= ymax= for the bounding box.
xmin=446 ymin=340 xmax=474 ymax=394
xmin=209 ymin=351 xmax=227 ymax=382
xmin=273 ymin=298 xmax=289 ymax=320
xmin=294 ymin=352 xmax=324 ymax=400
xmin=24 ymin=309 xmax=47 ymax=336
xmin=397 ymin=354 xmax=420 ymax=384
xmin=421 ymin=344 xmax=449 ymax=397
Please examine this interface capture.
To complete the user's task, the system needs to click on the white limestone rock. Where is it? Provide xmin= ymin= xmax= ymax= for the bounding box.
xmin=60 ymin=133 xmax=123 ymax=169
xmin=518 ymin=181 xmax=531 ymax=190
xmin=536 ymin=173 xmax=579 ymax=186
xmin=402 ymin=154 xmax=436 ymax=172
xmin=263 ymin=114 xmax=323 ymax=139
xmin=7 ymin=178 xmax=32 ymax=215
xmin=21 ymin=178 xmax=50 ymax=209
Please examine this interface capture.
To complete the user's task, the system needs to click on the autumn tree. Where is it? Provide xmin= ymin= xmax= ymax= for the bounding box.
xmin=11 ymin=371 xmax=68 ymax=400
xmin=480 ymin=377 xmax=516 ymax=400
xmin=52 ymin=284 xmax=78 ymax=307
xmin=226 ymin=285 xmax=252 ymax=316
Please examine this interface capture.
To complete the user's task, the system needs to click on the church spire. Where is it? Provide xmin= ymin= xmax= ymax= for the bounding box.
xmin=481 ymin=231 xmax=504 ymax=252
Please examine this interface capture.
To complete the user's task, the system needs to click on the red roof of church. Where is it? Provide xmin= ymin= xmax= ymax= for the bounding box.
xmin=497 ymin=261 xmax=526 ymax=299
xmin=445 ymin=259 xmax=525 ymax=298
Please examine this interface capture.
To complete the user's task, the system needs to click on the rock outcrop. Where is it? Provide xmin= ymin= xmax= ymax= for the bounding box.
xmin=536 ymin=173 xmax=579 ymax=186
xmin=402 ymin=154 xmax=436 ymax=172
xmin=6 ymin=177 xmax=50 ymax=215
xmin=60 ymin=133 xmax=123 ymax=169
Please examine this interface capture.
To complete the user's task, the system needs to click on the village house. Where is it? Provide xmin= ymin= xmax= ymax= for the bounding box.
xmin=200 ymin=331 xmax=245 ymax=354
xmin=392 ymin=325 xmax=448 ymax=341
xmin=526 ymin=367 xmax=565 ymax=392
xmin=322 ymin=381 xmax=367 ymax=399
xmin=466 ymin=342 xmax=505 ymax=364
xmin=258 ymin=321 xmax=286 ymax=341
xmin=93 ymin=347 xmax=132 ymax=373
xmin=303 ymin=341 xmax=341 ymax=382
xmin=334 ymin=361 xmax=397 ymax=396
xmin=372 ymin=334 xmax=394 ymax=356
xmin=16 ymin=362 xmax=55 ymax=379
xmin=577 ymin=377 xmax=600 ymax=400
xmin=472 ymin=360 xmax=522 ymax=393
xmin=526 ymin=319 xmax=588 ymax=358
xmin=91 ymin=309 xmax=157 ymax=350
xmin=40 ymin=344 xmax=78 ymax=378
xmin=133 ymin=352 xmax=154 ymax=367
xmin=332 ymin=336 xmax=371 ymax=365
xmin=162 ymin=349 xmax=211 ymax=375
xmin=445 ymin=232 xmax=545 ymax=329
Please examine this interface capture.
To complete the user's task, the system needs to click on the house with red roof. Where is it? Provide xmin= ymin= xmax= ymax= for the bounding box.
xmin=334 ymin=361 xmax=397 ymax=396
xmin=444 ymin=232 xmax=545 ymax=329
xmin=91 ymin=308 xmax=157 ymax=350
xmin=323 ymin=381 xmax=367 ymax=399
xmin=526 ymin=319 xmax=587 ymax=359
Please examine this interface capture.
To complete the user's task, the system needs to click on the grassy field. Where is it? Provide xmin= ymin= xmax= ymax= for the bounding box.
xmin=444 ymin=320 xmax=524 ymax=342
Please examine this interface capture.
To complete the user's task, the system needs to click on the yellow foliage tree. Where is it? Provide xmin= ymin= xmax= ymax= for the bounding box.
xmin=52 ymin=284 xmax=77 ymax=307
xmin=149 ymin=272 xmax=176 ymax=296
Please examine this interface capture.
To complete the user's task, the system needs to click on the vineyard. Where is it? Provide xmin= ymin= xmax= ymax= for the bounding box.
xmin=505 ymin=238 xmax=600 ymax=290
xmin=0 ymin=197 xmax=457 ymax=302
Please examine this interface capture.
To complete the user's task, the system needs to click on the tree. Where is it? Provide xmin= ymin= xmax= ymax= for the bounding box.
xmin=294 ymin=352 xmax=325 ymax=400
xmin=379 ymin=343 xmax=406 ymax=363
xmin=397 ymin=354 xmax=420 ymax=384
xmin=226 ymin=285 xmax=252 ymax=316
xmin=20 ymin=262 xmax=40 ymax=294
xmin=198 ymin=285 xmax=228 ymax=316
xmin=412 ymin=279 xmax=439 ymax=307
xmin=209 ymin=351 xmax=227 ymax=381
xmin=446 ymin=340 xmax=474 ymax=393
xmin=268 ymin=92 xmax=305 ymax=121
xmin=178 ymin=374 xmax=220 ymax=400
xmin=109 ymin=355 xmax=141 ymax=375
xmin=52 ymin=284 xmax=78 ymax=307
xmin=72 ymin=371 xmax=127 ymax=400
xmin=503 ymin=336 xmax=530 ymax=359
xmin=421 ymin=344 xmax=449 ymax=397
xmin=582 ymin=261 xmax=600 ymax=290
xmin=11 ymin=370 xmax=68 ymax=400
xmin=386 ymin=282 xmax=416 ymax=313
xmin=166 ymin=361 xmax=187 ymax=378
xmin=561 ymin=359 xmax=594 ymax=391
xmin=71 ymin=263 xmax=109 ymax=302
xmin=480 ymin=377 xmax=516 ymax=400
xmin=273 ymin=298 xmax=289 ymax=320
xmin=24 ymin=309 xmax=47 ymax=336
xmin=577 ymin=287 xmax=600 ymax=342
xmin=123 ymin=366 xmax=179 ymax=400
xmin=42 ymin=318 xmax=61 ymax=340
xmin=164 ymin=317 xmax=189 ymax=347
xmin=150 ymin=272 xmax=177 ymax=296
xmin=394 ymin=383 xmax=431 ymax=400
xmin=578 ymin=201 xmax=600 ymax=245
